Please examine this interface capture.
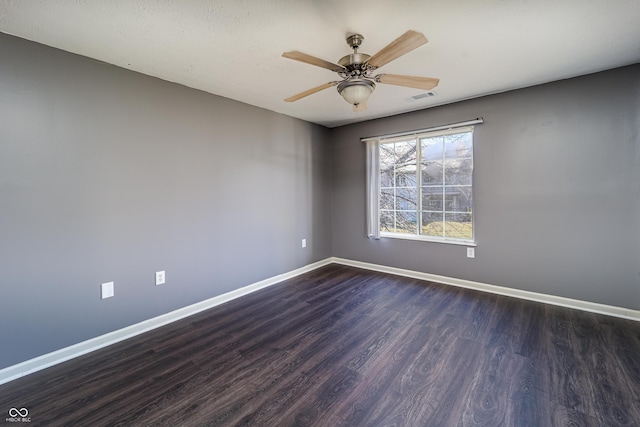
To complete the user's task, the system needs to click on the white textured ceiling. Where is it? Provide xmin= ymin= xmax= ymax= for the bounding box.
xmin=1 ymin=0 xmax=639 ymax=128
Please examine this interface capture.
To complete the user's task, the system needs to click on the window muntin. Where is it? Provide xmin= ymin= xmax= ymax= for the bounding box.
xmin=378 ymin=127 xmax=474 ymax=243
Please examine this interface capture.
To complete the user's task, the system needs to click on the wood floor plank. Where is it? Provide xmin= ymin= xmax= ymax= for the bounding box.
xmin=1 ymin=264 xmax=639 ymax=426
xmin=333 ymin=322 xmax=436 ymax=425
xmin=600 ymin=321 xmax=640 ymax=404
xmin=570 ymin=318 xmax=640 ymax=425
xmin=545 ymin=304 xmax=592 ymax=414
xmin=410 ymin=337 xmax=482 ymax=425
xmin=516 ymin=301 xmax=548 ymax=360
xmin=459 ymin=332 xmax=529 ymax=426
xmin=277 ymin=366 xmax=361 ymax=426
xmin=457 ymin=292 xmax=500 ymax=342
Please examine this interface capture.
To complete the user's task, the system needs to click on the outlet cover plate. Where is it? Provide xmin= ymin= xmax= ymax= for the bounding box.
xmin=467 ymin=247 xmax=475 ymax=258
xmin=156 ymin=271 xmax=166 ymax=286
xmin=101 ymin=282 xmax=114 ymax=299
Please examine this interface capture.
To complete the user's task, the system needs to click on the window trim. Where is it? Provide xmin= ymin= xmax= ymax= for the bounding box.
xmin=379 ymin=230 xmax=477 ymax=246
xmin=366 ymin=120 xmax=481 ymax=245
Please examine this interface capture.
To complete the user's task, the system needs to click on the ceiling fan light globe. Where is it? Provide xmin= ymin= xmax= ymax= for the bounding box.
xmin=338 ymin=80 xmax=375 ymax=106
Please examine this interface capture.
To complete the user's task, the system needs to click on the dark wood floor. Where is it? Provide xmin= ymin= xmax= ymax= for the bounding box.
xmin=1 ymin=264 xmax=639 ymax=426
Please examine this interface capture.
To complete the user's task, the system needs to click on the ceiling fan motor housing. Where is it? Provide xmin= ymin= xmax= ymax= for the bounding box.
xmin=338 ymin=53 xmax=373 ymax=80
xmin=338 ymin=53 xmax=371 ymax=68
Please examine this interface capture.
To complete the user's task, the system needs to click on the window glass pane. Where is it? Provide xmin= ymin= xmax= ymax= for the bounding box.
xmin=445 ymin=213 xmax=473 ymax=239
xmin=444 ymin=186 xmax=472 ymax=213
xmin=379 ymin=143 xmax=395 ymax=168
xmin=379 ymin=143 xmax=395 ymax=192
xmin=421 ymin=160 xmax=443 ymax=185
xmin=380 ymin=211 xmax=394 ymax=232
xmin=395 ymin=211 xmax=417 ymax=234
xmin=380 ymin=167 xmax=393 ymax=188
xmin=444 ymin=158 xmax=472 ymax=185
xmin=393 ymin=140 xmax=417 ymax=164
xmin=380 ymin=189 xmax=394 ymax=210
xmin=421 ymin=212 xmax=444 ymax=238
xmin=395 ymin=187 xmax=417 ymax=210
xmin=395 ymin=168 xmax=417 ymax=187
xmin=421 ymin=136 xmax=443 ymax=161
xmin=421 ymin=186 xmax=443 ymax=211
xmin=444 ymin=132 xmax=472 ymax=159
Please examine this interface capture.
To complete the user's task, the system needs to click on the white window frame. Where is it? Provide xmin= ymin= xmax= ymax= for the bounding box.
xmin=365 ymin=120 xmax=480 ymax=246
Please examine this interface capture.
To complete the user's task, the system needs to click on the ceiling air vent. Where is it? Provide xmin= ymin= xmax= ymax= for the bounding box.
xmin=411 ymin=91 xmax=437 ymax=100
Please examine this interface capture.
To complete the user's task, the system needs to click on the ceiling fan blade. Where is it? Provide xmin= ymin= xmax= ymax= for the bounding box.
xmin=282 ymin=51 xmax=345 ymax=72
xmin=353 ymin=102 xmax=368 ymax=112
xmin=377 ymin=74 xmax=439 ymax=90
xmin=366 ymin=30 xmax=428 ymax=68
xmin=284 ymin=82 xmax=337 ymax=102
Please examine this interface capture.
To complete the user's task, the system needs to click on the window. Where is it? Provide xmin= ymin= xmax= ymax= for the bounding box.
xmin=368 ymin=126 xmax=475 ymax=244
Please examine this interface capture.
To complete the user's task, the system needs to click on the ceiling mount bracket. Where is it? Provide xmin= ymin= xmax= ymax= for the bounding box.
xmin=346 ymin=34 xmax=364 ymax=52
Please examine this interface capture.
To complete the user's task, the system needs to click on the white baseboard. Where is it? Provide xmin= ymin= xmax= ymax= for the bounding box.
xmin=0 ymin=258 xmax=333 ymax=386
xmin=330 ymin=257 xmax=640 ymax=321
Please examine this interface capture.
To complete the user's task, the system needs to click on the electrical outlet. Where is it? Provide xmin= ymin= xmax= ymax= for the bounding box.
xmin=101 ymin=282 xmax=114 ymax=299
xmin=467 ymin=247 xmax=475 ymax=258
xmin=155 ymin=271 xmax=166 ymax=286
xmin=301 ymin=239 xmax=307 ymax=248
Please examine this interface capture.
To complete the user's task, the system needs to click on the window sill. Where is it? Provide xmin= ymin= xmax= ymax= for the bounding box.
xmin=379 ymin=232 xmax=477 ymax=246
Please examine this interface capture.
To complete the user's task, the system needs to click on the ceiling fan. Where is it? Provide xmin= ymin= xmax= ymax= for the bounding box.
xmin=282 ymin=30 xmax=439 ymax=112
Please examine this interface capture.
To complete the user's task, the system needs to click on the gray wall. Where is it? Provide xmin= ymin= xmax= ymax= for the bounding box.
xmin=330 ymin=64 xmax=640 ymax=310
xmin=0 ymin=33 xmax=332 ymax=369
